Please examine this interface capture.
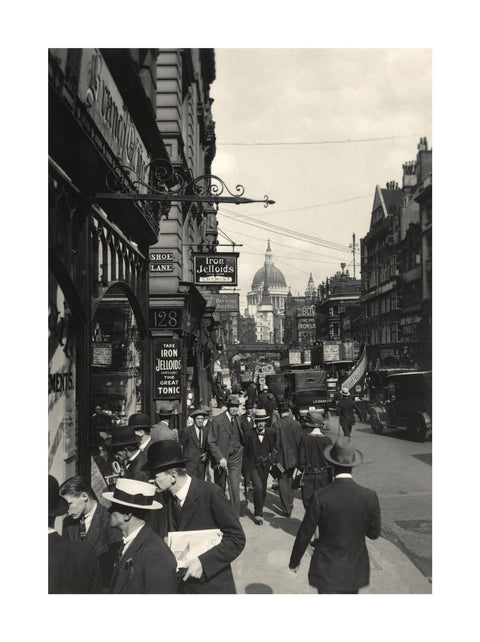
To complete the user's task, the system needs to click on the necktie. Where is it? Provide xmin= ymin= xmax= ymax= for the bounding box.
xmin=172 ymin=495 xmax=182 ymax=530
xmin=79 ymin=516 xmax=86 ymax=540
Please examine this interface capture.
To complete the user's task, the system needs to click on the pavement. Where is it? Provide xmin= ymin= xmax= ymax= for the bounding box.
xmin=229 ymin=480 xmax=431 ymax=595
xmin=212 ymin=402 xmax=431 ymax=594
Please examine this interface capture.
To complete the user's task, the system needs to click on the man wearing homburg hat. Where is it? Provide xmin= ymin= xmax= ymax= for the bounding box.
xmin=103 ymin=478 xmax=178 ymax=593
xmin=207 ymin=394 xmax=245 ymax=516
xmin=142 ymin=440 xmax=246 ymax=593
xmin=289 ymin=437 xmax=381 ymax=594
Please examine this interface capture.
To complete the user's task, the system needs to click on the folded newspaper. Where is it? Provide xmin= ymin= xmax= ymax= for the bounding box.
xmin=166 ymin=529 xmax=223 ymax=568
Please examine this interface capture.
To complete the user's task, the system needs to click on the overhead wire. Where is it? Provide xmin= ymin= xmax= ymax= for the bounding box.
xmin=217 ymin=134 xmax=420 ymax=146
xmin=219 ymin=209 xmax=352 ymax=253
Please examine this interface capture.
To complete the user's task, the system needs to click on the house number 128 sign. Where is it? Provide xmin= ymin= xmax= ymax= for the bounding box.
xmin=149 ymin=308 xmax=183 ymax=330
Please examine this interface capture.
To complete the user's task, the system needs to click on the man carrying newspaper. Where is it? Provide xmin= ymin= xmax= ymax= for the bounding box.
xmin=142 ymin=440 xmax=246 ymax=594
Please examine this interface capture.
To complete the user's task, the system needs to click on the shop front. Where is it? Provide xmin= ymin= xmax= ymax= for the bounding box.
xmin=49 ymin=49 xmax=163 ymax=485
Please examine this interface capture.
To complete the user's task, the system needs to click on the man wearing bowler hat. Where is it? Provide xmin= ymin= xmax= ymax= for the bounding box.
xmin=208 ymin=394 xmax=245 ymax=516
xmin=142 ymin=440 xmax=246 ymax=594
xmin=289 ymin=437 xmax=381 ymax=594
xmin=124 ymin=413 xmax=154 ymax=482
xmin=107 ymin=426 xmax=140 ymax=483
xmin=48 ymin=475 xmax=101 ymax=594
xmin=152 ymin=402 xmax=179 ymax=442
xmin=103 ymin=478 xmax=178 ymax=593
xmin=179 ymin=408 xmax=210 ymax=480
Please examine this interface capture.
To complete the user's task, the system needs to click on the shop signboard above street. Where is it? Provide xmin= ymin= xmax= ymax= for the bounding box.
xmin=323 ymin=341 xmax=341 ymax=362
xmin=289 ymin=349 xmax=302 ymax=365
xmin=149 ymin=249 xmax=177 ymax=276
xmin=193 ymin=253 xmax=238 ymax=286
xmin=77 ymin=49 xmax=151 ymax=190
xmin=205 ymin=292 xmax=240 ymax=312
xmin=153 ymin=339 xmax=182 ymax=399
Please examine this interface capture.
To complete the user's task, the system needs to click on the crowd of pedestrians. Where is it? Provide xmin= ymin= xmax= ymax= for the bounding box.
xmin=49 ymin=381 xmax=381 ymax=594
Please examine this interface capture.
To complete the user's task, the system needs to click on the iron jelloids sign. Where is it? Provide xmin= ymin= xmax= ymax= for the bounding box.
xmin=193 ymin=253 xmax=238 ymax=286
xmin=153 ymin=339 xmax=182 ymax=399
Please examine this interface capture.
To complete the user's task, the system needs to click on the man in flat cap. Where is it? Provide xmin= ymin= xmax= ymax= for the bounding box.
xmin=143 ymin=440 xmax=245 ymax=593
xmin=289 ymin=437 xmax=381 ymax=594
xmin=208 ymin=394 xmax=245 ymax=516
xmin=103 ymin=478 xmax=178 ymax=594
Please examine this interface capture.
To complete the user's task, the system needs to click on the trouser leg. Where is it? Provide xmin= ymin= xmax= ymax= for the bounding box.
xmin=214 ymin=465 xmax=227 ymax=491
xmin=278 ymin=469 xmax=294 ymax=514
xmin=227 ymin=448 xmax=243 ymax=516
xmin=251 ymin=467 xmax=264 ymax=516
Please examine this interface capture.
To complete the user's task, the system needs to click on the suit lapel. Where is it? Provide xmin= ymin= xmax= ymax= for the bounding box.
xmin=113 ymin=524 xmax=150 ymax=592
xmin=191 ymin=425 xmax=200 ymax=448
xmin=179 ymin=477 xmax=200 ymax=530
xmin=85 ymin=504 xmax=102 ymax=547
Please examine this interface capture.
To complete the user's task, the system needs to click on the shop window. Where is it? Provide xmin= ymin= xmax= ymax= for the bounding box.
xmin=90 ymin=285 xmax=144 ymax=427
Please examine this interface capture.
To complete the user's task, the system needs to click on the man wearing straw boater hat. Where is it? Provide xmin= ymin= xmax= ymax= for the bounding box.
xmin=289 ymin=437 xmax=381 ymax=594
xmin=103 ymin=478 xmax=178 ymax=593
xmin=142 ymin=440 xmax=245 ymax=593
xmin=244 ymin=408 xmax=276 ymax=525
xmin=337 ymin=386 xmax=356 ymax=437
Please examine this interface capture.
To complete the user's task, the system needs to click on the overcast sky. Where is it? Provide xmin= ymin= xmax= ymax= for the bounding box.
xmin=210 ymin=49 xmax=432 ymax=311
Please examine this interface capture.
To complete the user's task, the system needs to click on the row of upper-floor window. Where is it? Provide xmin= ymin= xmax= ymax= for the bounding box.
xmin=364 ymin=292 xmax=400 ymax=317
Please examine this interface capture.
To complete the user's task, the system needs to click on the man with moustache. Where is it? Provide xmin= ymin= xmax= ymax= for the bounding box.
xmin=244 ymin=409 xmax=276 ymax=525
xmin=180 ymin=407 xmax=210 ymax=480
xmin=207 ymin=394 xmax=244 ymax=516
xmin=142 ymin=440 xmax=245 ymax=594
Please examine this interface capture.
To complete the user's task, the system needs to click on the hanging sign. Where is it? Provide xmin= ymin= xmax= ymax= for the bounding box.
xmin=193 ymin=253 xmax=238 ymax=286
xmin=153 ymin=339 xmax=182 ymax=399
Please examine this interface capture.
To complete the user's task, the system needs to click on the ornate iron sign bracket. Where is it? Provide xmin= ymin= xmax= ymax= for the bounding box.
xmin=94 ymin=158 xmax=275 ymax=214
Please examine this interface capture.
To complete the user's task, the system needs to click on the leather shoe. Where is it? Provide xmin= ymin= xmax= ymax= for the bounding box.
xmin=253 ymin=516 xmax=263 ymax=526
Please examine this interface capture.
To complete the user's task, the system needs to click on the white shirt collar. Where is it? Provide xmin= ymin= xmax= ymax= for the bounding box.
xmin=83 ymin=501 xmax=97 ymax=531
xmin=139 ymin=435 xmax=151 ymax=452
xmin=334 ymin=473 xmax=353 ymax=479
xmin=122 ymin=523 xmax=145 ymax=555
xmin=172 ymin=474 xmax=192 ymax=507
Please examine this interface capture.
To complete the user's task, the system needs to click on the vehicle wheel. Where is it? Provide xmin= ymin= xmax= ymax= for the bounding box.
xmin=369 ymin=409 xmax=384 ymax=434
xmin=408 ymin=418 xmax=427 ymax=443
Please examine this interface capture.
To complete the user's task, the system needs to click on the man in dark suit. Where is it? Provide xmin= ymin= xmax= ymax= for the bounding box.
xmin=103 ymin=478 xmax=178 ymax=593
xmin=142 ymin=440 xmax=246 ymax=594
xmin=48 ymin=475 xmax=101 ymax=594
xmin=337 ymin=386 xmax=356 ymax=436
xmin=208 ymin=394 xmax=244 ymax=516
xmin=179 ymin=407 xmax=210 ymax=480
xmin=244 ymin=409 xmax=276 ymax=525
xmin=239 ymin=400 xmax=256 ymax=503
xmin=124 ymin=412 xmax=155 ymax=482
xmin=271 ymin=401 xmax=303 ymax=517
xmin=289 ymin=437 xmax=381 ymax=594
xmin=60 ymin=475 xmax=122 ymax=590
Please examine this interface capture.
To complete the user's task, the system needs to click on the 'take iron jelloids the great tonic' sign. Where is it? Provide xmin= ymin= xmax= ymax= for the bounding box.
xmin=153 ymin=339 xmax=182 ymax=399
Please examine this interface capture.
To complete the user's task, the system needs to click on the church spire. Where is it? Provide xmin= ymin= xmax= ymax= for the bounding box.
xmin=265 ymin=239 xmax=273 ymax=267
